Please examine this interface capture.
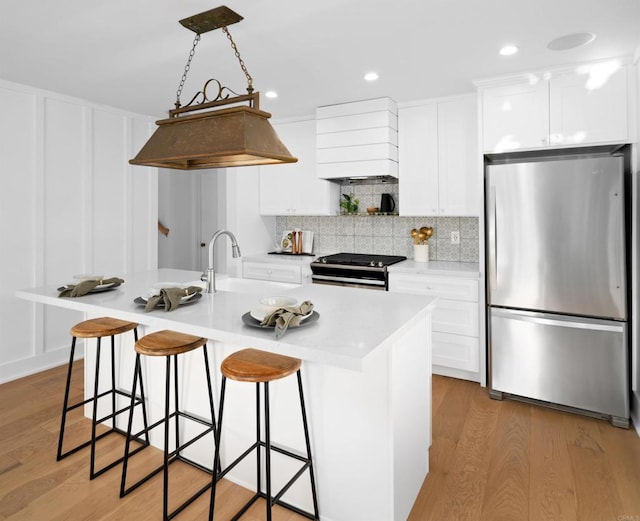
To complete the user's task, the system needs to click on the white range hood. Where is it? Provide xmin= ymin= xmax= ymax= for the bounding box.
xmin=316 ymin=97 xmax=398 ymax=181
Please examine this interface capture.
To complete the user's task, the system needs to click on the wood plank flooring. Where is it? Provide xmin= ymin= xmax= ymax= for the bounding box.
xmin=1 ymin=364 xmax=639 ymax=520
xmin=407 ymin=376 xmax=640 ymax=521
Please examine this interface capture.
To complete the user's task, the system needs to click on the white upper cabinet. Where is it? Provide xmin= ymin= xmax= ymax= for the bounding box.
xmin=259 ymin=118 xmax=338 ymax=215
xmin=549 ymin=65 xmax=629 ymax=146
xmin=480 ymin=81 xmax=549 ymax=151
xmin=399 ymin=95 xmax=479 ymax=216
xmin=480 ymin=61 xmax=632 ymax=152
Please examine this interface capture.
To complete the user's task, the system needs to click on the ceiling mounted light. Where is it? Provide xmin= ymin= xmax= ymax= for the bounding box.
xmin=265 ymin=91 xmax=278 ymax=98
xmin=130 ymin=6 xmax=297 ymax=170
xmin=499 ymin=45 xmax=518 ymax=56
xmin=547 ymin=32 xmax=595 ymax=51
xmin=364 ymin=72 xmax=379 ymax=81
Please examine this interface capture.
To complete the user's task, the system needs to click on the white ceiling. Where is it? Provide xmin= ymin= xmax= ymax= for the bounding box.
xmin=1 ymin=0 xmax=639 ymax=120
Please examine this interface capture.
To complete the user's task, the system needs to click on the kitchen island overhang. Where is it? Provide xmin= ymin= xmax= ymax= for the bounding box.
xmin=17 ymin=269 xmax=436 ymax=521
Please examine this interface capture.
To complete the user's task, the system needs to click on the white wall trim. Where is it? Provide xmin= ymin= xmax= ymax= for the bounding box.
xmin=2 ymin=79 xmax=157 ymax=384
xmin=0 ymin=343 xmax=84 ymax=385
xmin=0 ymin=78 xmax=158 ymax=120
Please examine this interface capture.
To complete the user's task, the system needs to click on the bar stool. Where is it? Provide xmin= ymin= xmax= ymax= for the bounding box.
xmin=57 ymin=317 xmax=149 ymax=480
xmin=209 ymin=348 xmax=319 ymax=521
xmin=120 ymin=330 xmax=217 ymax=521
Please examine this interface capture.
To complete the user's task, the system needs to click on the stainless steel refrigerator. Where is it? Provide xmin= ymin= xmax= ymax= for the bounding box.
xmin=485 ymin=146 xmax=630 ymax=428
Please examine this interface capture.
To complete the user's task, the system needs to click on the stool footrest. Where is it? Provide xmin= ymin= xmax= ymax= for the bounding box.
xmin=216 ymin=441 xmax=314 ymax=518
xmin=122 ymin=413 xmax=215 ymax=496
xmin=57 ymin=426 xmax=148 ymax=462
xmin=61 ymin=388 xmax=142 ymax=416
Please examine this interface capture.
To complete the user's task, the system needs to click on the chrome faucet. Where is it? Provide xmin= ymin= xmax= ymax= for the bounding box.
xmin=201 ymin=230 xmax=241 ymax=293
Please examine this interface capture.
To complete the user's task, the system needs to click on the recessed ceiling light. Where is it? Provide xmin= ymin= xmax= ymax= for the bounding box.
xmin=265 ymin=90 xmax=278 ymax=99
xmin=499 ymin=45 xmax=518 ymax=56
xmin=364 ymin=72 xmax=379 ymax=81
xmin=547 ymin=32 xmax=595 ymax=51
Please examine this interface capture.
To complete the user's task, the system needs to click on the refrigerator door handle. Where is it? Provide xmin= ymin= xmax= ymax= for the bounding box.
xmin=492 ymin=308 xmax=625 ymax=333
xmin=488 ymin=186 xmax=497 ymax=291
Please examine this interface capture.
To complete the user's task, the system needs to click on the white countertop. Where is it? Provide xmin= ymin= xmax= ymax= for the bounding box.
xmin=16 ymin=269 xmax=436 ymax=371
xmin=388 ymin=260 xmax=480 ymax=278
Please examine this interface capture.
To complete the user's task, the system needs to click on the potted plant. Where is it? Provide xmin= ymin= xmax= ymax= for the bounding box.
xmin=340 ymin=193 xmax=359 ymax=214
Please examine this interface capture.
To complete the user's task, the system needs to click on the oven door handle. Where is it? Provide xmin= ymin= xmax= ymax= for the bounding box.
xmin=311 ymin=274 xmax=386 ymax=286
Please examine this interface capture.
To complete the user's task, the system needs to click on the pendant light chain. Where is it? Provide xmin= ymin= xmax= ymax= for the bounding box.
xmin=222 ymin=26 xmax=254 ymax=94
xmin=175 ymin=33 xmax=201 ymax=108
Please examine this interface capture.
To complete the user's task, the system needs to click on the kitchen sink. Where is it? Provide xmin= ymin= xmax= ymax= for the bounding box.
xmin=214 ymin=276 xmax=298 ymax=294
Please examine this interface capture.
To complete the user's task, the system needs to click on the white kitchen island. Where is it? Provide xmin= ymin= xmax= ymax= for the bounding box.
xmin=17 ymin=269 xmax=435 ymax=521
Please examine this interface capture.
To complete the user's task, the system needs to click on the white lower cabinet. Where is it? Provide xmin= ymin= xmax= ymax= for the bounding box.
xmin=389 ymin=272 xmax=480 ymax=379
xmin=242 ymin=260 xmax=311 ymax=285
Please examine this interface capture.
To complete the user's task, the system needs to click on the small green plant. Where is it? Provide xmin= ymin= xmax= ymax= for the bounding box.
xmin=340 ymin=193 xmax=359 ymax=214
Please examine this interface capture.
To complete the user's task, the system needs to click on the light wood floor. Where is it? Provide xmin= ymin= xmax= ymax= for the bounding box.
xmin=1 ymin=363 xmax=639 ymax=521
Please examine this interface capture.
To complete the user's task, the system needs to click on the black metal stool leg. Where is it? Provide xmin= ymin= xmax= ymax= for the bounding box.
xmin=57 ymin=336 xmax=78 ymax=461
xmin=256 ymin=382 xmax=262 ymax=501
xmin=297 ymin=370 xmax=320 ymax=520
xmin=120 ymin=352 xmax=141 ymax=498
xmin=110 ymin=334 xmax=117 ymax=430
xmin=264 ymin=382 xmax=272 ymax=521
xmin=163 ymin=355 xmax=172 ymax=521
xmin=89 ymin=337 xmax=103 ymax=479
xmin=130 ymin=328 xmax=150 ymax=445
xmin=209 ymin=376 xmax=227 ymax=521
xmin=202 ymin=346 xmax=220 ymax=474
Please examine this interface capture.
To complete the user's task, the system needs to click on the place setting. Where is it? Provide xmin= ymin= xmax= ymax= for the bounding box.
xmin=243 ymin=296 xmax=319 ymax=339
xmin=58 ymin=274 xmax=124 ymax=298
xmin=134 ymin=282 xmax=203 ymax=312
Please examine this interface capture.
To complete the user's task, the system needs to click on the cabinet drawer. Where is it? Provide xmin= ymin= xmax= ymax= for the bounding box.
xmin=432 ymin=299 xmax=479 ymax=336
xmin=242 ymin=262 xmax=302 ymax=284
xmin=389 ymin=273 xmax=478 ymax=302
xmin=432 ymin=332 xmax=479 ymax=372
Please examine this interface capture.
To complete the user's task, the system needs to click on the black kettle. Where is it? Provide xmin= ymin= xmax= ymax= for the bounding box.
xmin=380 ymin=193 xmax=395 ymax=213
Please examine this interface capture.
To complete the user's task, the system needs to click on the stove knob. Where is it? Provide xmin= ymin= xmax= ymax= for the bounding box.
xmin=369 ymin=261 xmax=375 ymax=267
xmin=378 ymin=261 xmax=384 ymax=267
xmin=321 ymin=257 xmax=327 ymax=264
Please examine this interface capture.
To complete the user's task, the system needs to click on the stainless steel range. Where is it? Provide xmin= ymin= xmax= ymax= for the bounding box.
xmin=310 ymin=253 xmax=407 ymax=290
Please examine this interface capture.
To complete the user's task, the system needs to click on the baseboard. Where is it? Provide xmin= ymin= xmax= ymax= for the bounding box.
xmin=432 ymin=365 xmax=481 ymax=383
xmin=0 ymin=346 xmax=84 ymax=384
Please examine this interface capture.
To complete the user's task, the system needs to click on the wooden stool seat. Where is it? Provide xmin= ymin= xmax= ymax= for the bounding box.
xmin=58 ymin=317 xmax=148 ymax=480
xmin=221 ymin=348 xmax=302 ymax=383
xmin=134 ymin=330 xmax=207 ymax=357
xmin=209 ymin=348 xmax=319 ymax=521
xmin=70 ymin=317 xmax=138 ymax=338
xmin=121 ymin=330 xmax=216 ymax=521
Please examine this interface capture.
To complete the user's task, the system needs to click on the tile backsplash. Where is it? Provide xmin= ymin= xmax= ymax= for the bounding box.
xmin=275 ymin=214 xmax=479 ymax=262
xmin=274 ymin=180 xmax=479 ymax=263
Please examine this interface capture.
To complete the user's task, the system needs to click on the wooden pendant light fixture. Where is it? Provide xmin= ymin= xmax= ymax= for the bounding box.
xmin=130 ymin=6 xmax=297 ymax=170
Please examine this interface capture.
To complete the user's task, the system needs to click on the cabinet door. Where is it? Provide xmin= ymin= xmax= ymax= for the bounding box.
xmin=437 ymin=97 xmax=479 ymax=216
xmin=242 ymin=262 xmax=302 ymax=284
xmin=433 ymin=332 xmax=480 ymax=372
xmin=389 ymin=273 xmax=479 ymax=302
xmin=260 ymin=119 xmax=338 ymax=215
xmin=398 ymin=104 xmax=439 ymax=215
xmin=259 ymin=121 xmax=299 ymax=214
xmin=549 ymin=66 xmax=628 ymax=146
xmin=432 ymin=299 xmax=479 ymax=336
xmin=481 ymin=81 xmax=549 ymax=152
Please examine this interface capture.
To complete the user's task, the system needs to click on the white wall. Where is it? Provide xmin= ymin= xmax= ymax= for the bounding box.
xmin=0 ymin=79 xmax=157 ymax=383
xmin=158 ymin=169 xmax=202 ymax=270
